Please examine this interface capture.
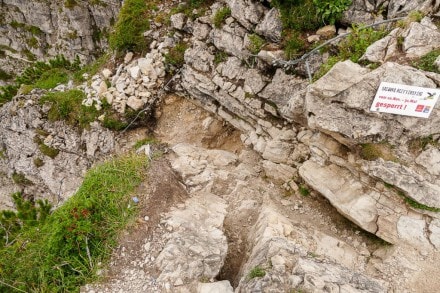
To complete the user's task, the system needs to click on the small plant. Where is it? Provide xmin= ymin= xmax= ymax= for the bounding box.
xmin=284 ymin=32 xmax=306 ymax=59
xmin=299 ymin=185 xmax=310 ymax=196
xmin=271 ymin=0 xmax=319 ymax=31
xmin=248 ymin=34 xmax=265 ymax=54
xmin=412 ymin=49 xmax=440 ymax=73
xmin=248 ymin=266 xmax=266 ymax=279
xmin=34 ymin=68 xmax=69 ymax=89
xmin=164 ymin=42 xmax=188 ymax=70
xmin=214 ymin=50 xmax=228 ymax=64
xmin=313 ymin=0 xmax=352 ymax=25
xmin=213 ymin=7 xmax=231 ymax=28
xmin=396 ymin=189 xmax=440 ymax=212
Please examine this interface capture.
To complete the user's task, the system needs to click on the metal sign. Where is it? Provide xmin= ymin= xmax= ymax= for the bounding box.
xmin=370 ymin=82 xmax=440 ymax=118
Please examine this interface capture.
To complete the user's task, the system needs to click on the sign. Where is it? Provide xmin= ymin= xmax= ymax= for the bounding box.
xmin=370 ymin=82 xmax=440 ymax=118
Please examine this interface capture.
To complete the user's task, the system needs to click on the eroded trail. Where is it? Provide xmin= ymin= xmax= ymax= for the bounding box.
xmin=82 ymin=97 xmax=440 ymax=293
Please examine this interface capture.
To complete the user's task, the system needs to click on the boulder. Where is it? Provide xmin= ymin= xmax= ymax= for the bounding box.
xmin=197 ymin=281 xmax=233 ymax=293
xmin=226 ymin=0 xmax=265 ymax=30
xmin=170 ymin=13 xmax=186 ymax=30
xmin=402 ymin=17 xmax=440 ymax=58
xmin=255 ymin=8 xmax=282 ymax=43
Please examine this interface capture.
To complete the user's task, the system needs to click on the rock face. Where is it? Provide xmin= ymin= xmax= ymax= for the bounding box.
xmin=0 ymin=0 xmax=120 ymax=76
xmin=0 ymin=91 xmax=115 ymax=209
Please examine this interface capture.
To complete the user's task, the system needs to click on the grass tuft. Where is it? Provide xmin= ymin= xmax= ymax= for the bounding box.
xmin=248 ymin=266 xmax=266 ymax=279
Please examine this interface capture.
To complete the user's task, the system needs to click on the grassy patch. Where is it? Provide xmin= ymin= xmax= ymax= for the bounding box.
xmin=248 ymin=34 xmax=265 ymax=55
xmin=170 ymin=0 xmax=213 ymax=20
xmin=164 ymin=41 xmax=188 ymax=71
xmin=213 ymin=6 xmax=231 ymax=28
xmin=360 ymin=142 xmax=396 ymax=162
xmin=271 ymin=0 xmax=319 ymax=31
xmin=248 ymin=266 xmax=266 ymax=279
xmin=0 ymin=69 xmax=12 ymax=81
xmin=109 ymin=0 xmax=153 ymax=53
xmin=214 ymin=50 xmax=228 ymax=64
xmin=34 ymin=68 xmax=69 ymax=89
xmin=314 ymin=25 xmax=387 ymax=80
xmin=394 ymin=189 xmax=440 ymax=212
xmin=313 ymin=0 xmax=352 ymax=25
xmin=412 ymin=49 xmax=440 ymax=73
xmin=39 ymin=143 xmax=60 ymax=159
xmin=283 ymin=32 xmax=306 ymax=59
xmin=408 ymin=135 xmax=439 ymax=154
xmin=0 ymin=154 xmax=148 ymax=292
xmin=33 ymin=157 xmax=45 ymax=168
xmin=40 ymin=89 xmax=100 ymax=129
xmin=133 ymin=137 xmax=157 ymax=150
xmin=12 ymin=172 xmax=33 ymax=186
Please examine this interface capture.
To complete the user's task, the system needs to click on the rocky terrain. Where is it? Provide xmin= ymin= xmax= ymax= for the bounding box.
xmin=1 ymin=0 xmax=440 ymax=292
xmin=0 ymin=0 xmax=120 ymax=83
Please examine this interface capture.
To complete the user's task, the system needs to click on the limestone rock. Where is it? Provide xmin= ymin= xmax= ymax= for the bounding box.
xmin=197 ymin=281 xmax=233 ymax=293
xmin=255 ymin=8 xmax=282 ymax=43
xmin=155 ymin=193 xmax=228 ymax=285
xmin=402 ymin=18 xmax=440 ymax=58
xmin=170 ymin=13 xmax=186 ymax=30
xmin=415 ymin=146 xmax=440 ymax=176
xmin=361 ymin=28 xmax=402 ymax=63
xmin=226 ymin=0 xmax=265 ymax=30
xmin=388 ymin=0 xmax=439 ymax=18
xmin=316 ymin=25 xmax=337 ymax=38
xmin=262 ymin=160 xmax=296 ymax=183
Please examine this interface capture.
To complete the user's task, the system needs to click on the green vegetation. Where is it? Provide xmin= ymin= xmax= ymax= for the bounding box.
xmin=0 ymin=55 xmax=81 ymax=106
xmin=360 ymin=142 xmax=396 ymax=162
xmin=314 ymin=25 xmax=387 ymax=79
xmin=409 ymin=135 xmax=439 ymax=154
xmin=73 ymin=53 xmax=111 ymax=83
xmin=0 ymin=192 xmax=51 ymax=248
xmin=33 ymin=157 xmax=45 ymax=168
xmin=109 ymin=0 xmax=152 ymax=53
xmin=164 ymin=41 xmax=188 ymax=71
xmin=133 ymin=137 xmax=157 ymax=150
xmin=398 ymin=191 xmax=440 ymax=212
xmin=214 ymin=50 xmax=228 ymax=64
xmin=248 ymin=34 xmax=265 ymax=54
xmin=248 ymin=266 xmax=266 ymax=279
xmin=284 ymin=32 xmax=306 ymax=59
xmin=64 ymin=0 xmax=78 ymax=9
xmin=271 ymin=0 xmax=319 ymax=31
xmin=12 ymin=172 xmax=33 ymax=186
xmin=313 ymin=0 xmax=352 ymax=25
xmin=170 ymin=0 xmax=213 ymax=20
xmin=299 ymin=184 xmax=310 ymax=196
xmin=213 ymin=7 xmax=231 ymax=28
xmin=413 ymin=49 xmax=440 ymax=73
xmin=0 ymin=154 xmax=148 ymax=292
xmin=39 ymin=143 xmax=60 ymax=159
xmin=0 ymin=69 xmax=12 ymax=81
xmin=40 ymin=89 xmax=100 ymax=129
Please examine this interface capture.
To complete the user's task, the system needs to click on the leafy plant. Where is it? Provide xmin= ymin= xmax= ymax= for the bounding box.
xmin=248 ymin=266 xmax=266 ymax=279
xmin=213 ymin=7 xmax=231 ymax=28
xmin=313 ymin=0 xmax=352 ymax=25
xmin=0 ymin=154 xmax=148 ymax=292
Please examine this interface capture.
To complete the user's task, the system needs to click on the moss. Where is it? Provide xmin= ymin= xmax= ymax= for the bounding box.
xmin=12 ymin=172 xmax=33 ymax=186
xmin=360 ymin=142 xmax=396 ymax=162
xmin=33 ymin=157 xmax=45 ymax=168
xmin=412 ymin=49 xmax=440 ymax=73
xmin=39 ymin=143 xmax=60 ymax=159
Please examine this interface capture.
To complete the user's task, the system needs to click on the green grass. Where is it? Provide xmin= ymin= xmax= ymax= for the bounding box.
xmin=0 ymin=154 xmax=148 ymax=292
xmin=34 ymin=68 xmax=69 ymax=89
xmin=109 ymin=0 xmax=152 ymax=53
xmin=248 ymin=266 xmax=266 ymax=279
xmin=214 ymin=50 xmax=228 ymax=64
xmin=412 ymin=49 xmax=440 ymax=73
xmin=213 ymin=7 xmax=231 ymax=28
xmin=133 ymin=137 xmax=157 ymax=150
xmin=248 ymin=34 xmax=265 ymax=54
xmin=271 ymin=0 xmax=319 ymax=31
xmin=314 ymin=25 xmax=387 ymax=80
xmin=40 ymin=89 xmax=100 ymax=129
xmin=164 ymin=42 xmax=188 ymax=70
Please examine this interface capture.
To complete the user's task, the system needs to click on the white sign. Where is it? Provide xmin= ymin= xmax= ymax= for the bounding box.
xmin=370 ymin=82 xmax=440 ymax=118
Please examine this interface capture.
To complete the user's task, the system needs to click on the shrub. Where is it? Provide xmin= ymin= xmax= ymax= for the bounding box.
xmin=109 ymin=0 xmax=151 ymax=53
xmin=213 ymin=7 xmax=231 ymax=28
xmin=0 ymin=154 xmax=148 ymax=292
